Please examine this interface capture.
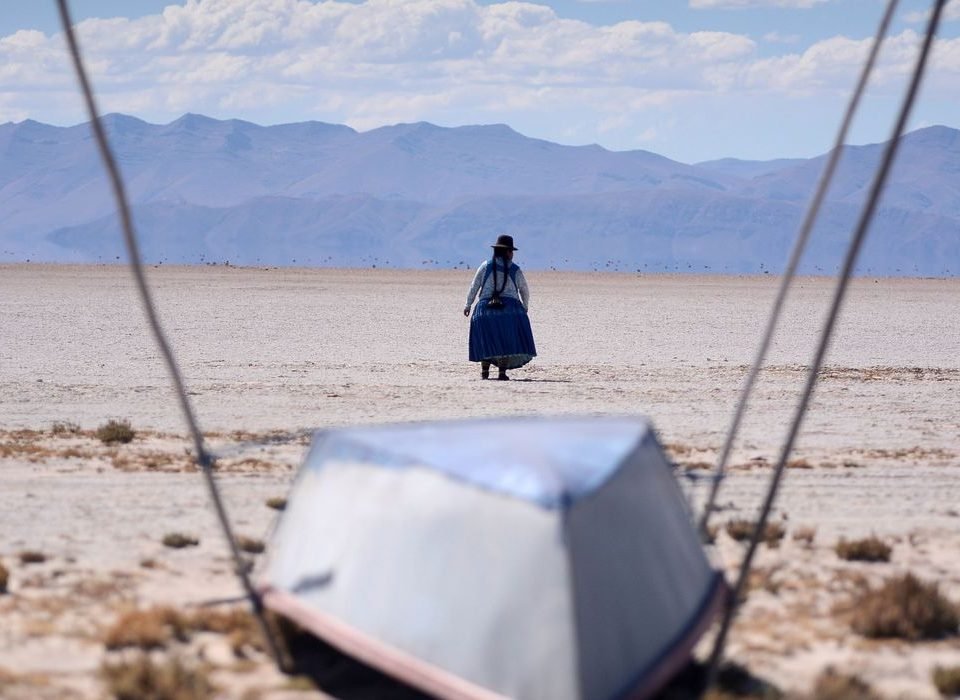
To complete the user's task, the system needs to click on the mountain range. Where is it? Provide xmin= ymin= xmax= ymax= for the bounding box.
xmin=2 ymin=113 xmax=958 ymax=275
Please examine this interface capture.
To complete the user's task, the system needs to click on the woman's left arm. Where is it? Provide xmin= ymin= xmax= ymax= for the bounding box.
xmin=516 ymin=268 xmax=530 ymax=311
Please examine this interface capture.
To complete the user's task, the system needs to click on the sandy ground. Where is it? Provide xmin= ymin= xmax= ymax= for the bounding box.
xmin=1 ymin=264 xmax=959 ymax=698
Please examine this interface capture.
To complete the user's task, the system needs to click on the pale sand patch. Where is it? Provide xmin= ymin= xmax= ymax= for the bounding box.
xmin=1 ymin=265 xmax=959 ymax=698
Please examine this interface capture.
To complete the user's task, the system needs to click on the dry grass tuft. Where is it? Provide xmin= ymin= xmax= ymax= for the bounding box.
xmin=792 ymin=526 xmax=817 ymax=547
xmin=748 ymin=564 xmax=785 ymax=596
xmin=265 ymin=497 xmax=287 ymax=511
xmin=835 ymin=535 xmax=891 ymax=563
xmin=807 ymin=667 xmax=879 ymax=700
xmin=103 ymin=607 xmax=187 ymax=650
xmin=786 ymin=458 xmax=812 ymax=469
xmin=235 ymin=536 xmax=265 ymax=555
xmin=850 ymin=573 xmax=959 ymax=641
xmin=283 ymin=676 xmax=318 ymax=691
xmin=725 ymin=519 xmax=786 ymax=547
xmin=112 ymin=450 xmax=185 ymax=472
xmin=0 ymin=666 xmax=52 ymax=689
xmin=96 ymin=419 xmax=136 ymax=444
xmin=933 ymin=665 xmax=960 ymax=697
xmin=0 ymin=561 xmax=8 ymax=594
xmin=162 ymin=533 xmax=199 ymax=549
xmin=18 ymin=550 xmax=47 ymax=565
xmin=100 ymin=652 xmax=214 ymax=700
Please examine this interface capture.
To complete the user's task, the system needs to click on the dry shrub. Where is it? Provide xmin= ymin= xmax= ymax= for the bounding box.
xmin=725 ymin=519 xmax=786 ymax=547
xmin=786 ymin=458 xmax=812 ymax=469
xmin=162 ymin=533 xmax=199 ymax=549
xmin=706 ymin=661 xmax=783 ymax=699
xmin=0 ymin=561 xmax=8 ymax=593
xmin=265 ymin=497 xmax=287 ymax=511
xmin=654 ymin=659 xmax=782 ymax=699
xmin=103 ymin=605 xmax=263 ymax=659
xmin=103 ymin=607 xmax=187 ymax=650
xmin=185 ymin=608 xmax=253 ymax=635
xmin=792 ymin=526 xmax=817 ymax=547
xmin=97 ymin=419 xmax=136 ymax=445
xmin=808 ymin=667 xmax=879 ymax=700
xmin=185 ymin=608 xmax=263 ymax=657
xmin=18 ymin=550 xmax=47 ymax=564
xmin=933 ymin=665 xmax=960 ymax=697
xmin=850 ymin=573 xmax=959 ymax=640
xmin=835 ymin=535 xmax=891 ymax=563
xmin=235 ymin=536 xmax=265 ymax=555
xmin=51 ymin=421 xmax=82 ymax=436
xmin=284 ymin=676 xmax=318 ymax=691
xmin=100 ymin=652 xmax=214 ymax=700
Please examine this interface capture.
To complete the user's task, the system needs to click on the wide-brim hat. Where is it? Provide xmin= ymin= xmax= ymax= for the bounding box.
xmin=491 ymin=234 xmax=517 ymax=250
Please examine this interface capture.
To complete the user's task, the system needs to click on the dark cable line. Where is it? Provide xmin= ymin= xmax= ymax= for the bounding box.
xmin=699 ymin=0 xmax=901 ymax=538
xmin=703 ymin=0 xmax=948 ymax=691
xmin=55 ymin=0 xmax=284 ymax=667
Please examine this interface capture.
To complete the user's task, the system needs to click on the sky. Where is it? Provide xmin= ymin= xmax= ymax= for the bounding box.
xmin=1 ymin=0 xmax=958 ymax=163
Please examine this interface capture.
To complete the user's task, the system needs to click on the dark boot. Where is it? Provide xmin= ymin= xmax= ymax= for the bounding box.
xmin=481 ymin=361 xmax=490 ymax=380
xmin=497 ymin=368 xmax=509 ymax=380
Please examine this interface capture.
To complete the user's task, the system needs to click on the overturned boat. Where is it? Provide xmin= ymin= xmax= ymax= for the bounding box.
xmin=262 ymin=416 xmax=726 ymax=699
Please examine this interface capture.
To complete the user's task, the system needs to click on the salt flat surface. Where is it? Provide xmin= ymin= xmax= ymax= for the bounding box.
xmin=1 ymin=265 xmax=958 ymax=698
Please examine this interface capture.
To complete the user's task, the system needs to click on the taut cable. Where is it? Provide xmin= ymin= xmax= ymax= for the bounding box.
xmin=55 ymin=0 xmax=284 ymax=668
xmin=699 ymin=0 xmax=901 ymax=538
xmin=702 ymin=0 xmax=948 ymax=692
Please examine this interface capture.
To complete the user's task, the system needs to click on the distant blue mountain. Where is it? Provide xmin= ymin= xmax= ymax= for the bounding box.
xmin=1 ymin=114 xmax=958 ymax=275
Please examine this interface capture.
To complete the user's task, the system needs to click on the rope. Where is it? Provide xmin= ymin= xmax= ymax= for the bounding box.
xmin=703 ymin=0 xmax=948 ymax=691
xmin=699 ymin=0 xmax=901 ymax=538
xmin=55 ymin=0 xmax=285 ymax=668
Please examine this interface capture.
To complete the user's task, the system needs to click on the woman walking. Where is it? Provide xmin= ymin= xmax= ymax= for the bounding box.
xmin=463 ymin=234 xmax=537 ymax=380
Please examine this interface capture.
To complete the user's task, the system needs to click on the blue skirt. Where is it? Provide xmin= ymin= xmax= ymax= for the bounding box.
xmin=469 ymin=297 xmax=537 ymax=369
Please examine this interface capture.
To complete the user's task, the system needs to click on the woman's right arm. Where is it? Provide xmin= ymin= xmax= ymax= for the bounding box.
xmin=464 ymin=261 xmax=486 ymax=315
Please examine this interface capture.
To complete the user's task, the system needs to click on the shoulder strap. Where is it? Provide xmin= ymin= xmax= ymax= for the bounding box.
xmin=480 ymin=259 xmax=494 ymax=288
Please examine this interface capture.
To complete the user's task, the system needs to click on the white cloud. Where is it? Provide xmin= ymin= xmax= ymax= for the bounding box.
xmin=763 ymin=31 xmax=801 ymax=44
xmin=741 ymin=30 xmax=960 ymax=95
xmin=689 ymin=0 xmax=829 ymax=8
xmin=904 ymin=0 xmax=960 ymax=24
xmin=0 ymin=0 xmax=956 ymax=157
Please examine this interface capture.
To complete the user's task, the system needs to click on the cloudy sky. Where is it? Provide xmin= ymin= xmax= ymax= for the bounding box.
xmin=2 ymin=0 xmax=958 ymax=162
